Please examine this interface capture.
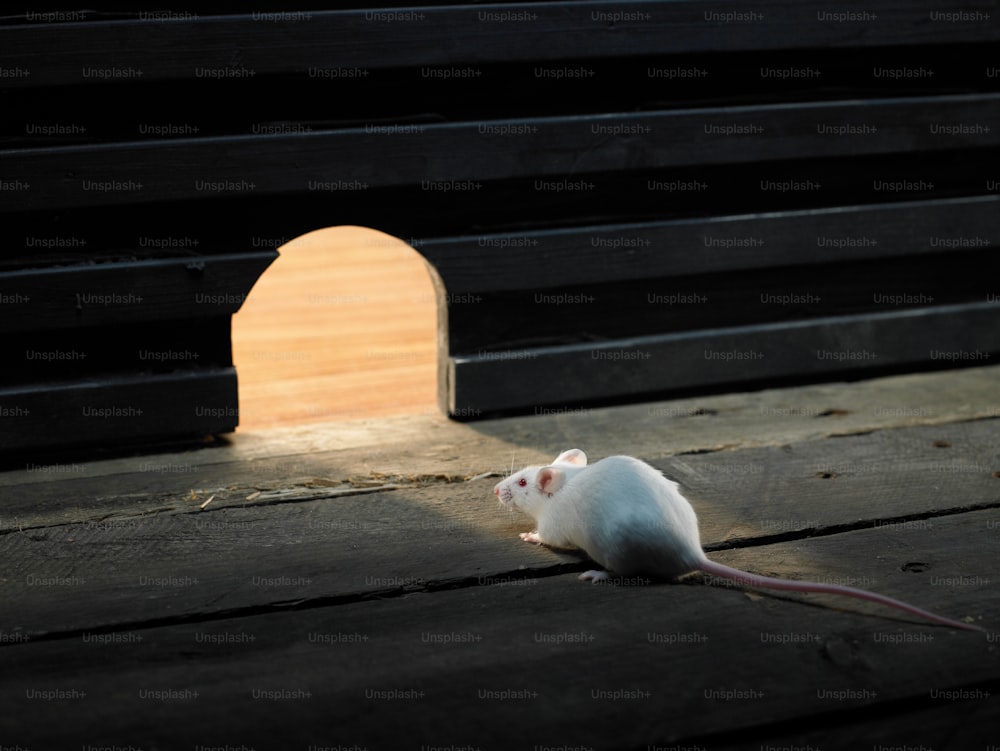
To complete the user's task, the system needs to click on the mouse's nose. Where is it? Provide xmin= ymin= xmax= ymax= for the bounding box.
xmin=494 ymin=485 xmax=500 ymax=496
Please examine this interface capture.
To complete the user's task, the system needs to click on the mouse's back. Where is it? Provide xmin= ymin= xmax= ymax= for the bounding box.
xmin=564 ymin=455 xmax=706 ymax=578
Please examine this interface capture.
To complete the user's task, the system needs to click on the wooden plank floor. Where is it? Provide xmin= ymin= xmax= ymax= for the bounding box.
xmin=231 ymin=226 xmax=438 ymax=429
xmin=2 ymin=365 xmax=999 ymax=749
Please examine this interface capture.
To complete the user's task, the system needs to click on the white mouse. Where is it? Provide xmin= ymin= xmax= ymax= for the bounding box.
xmin=494 ymin=449 xmax=983 ymax=632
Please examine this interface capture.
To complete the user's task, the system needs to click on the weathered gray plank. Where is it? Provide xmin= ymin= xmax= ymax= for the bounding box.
xmin=450 ymin=301 xmax=1000 ymax=414
xmin=0 ymin=480 xmax=571 ymax=637
xmin=0 ymin=511 xmax=996 ymax=750
xmin=3 ymin=1 xmax=997 ymax=88
xmin=4 ymin=363 xmax=996 ymax=498
xmin=668 ymin=417 xmax=1000 ymax=545
xmin=6 ymin=94 xmax=999 ymax=211
xmin=3 ymin=418 xmax=997 ymax=637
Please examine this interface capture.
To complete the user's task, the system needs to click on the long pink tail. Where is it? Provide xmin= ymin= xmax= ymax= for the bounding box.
xmin=699 ymin=559 xmax=984 ymax=633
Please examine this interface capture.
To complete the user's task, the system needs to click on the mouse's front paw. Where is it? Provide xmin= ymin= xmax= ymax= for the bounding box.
xmin=579 ymin=570 xmax=611 ymax=584
xmin=519 ymin=531 xmax=543 ymax=544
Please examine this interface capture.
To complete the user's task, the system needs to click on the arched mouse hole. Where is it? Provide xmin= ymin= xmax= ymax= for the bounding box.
xmin=232 ymin=226 xmax=438 ymax=430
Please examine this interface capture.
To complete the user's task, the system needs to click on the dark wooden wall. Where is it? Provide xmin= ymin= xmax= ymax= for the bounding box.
xmin=2 ymin=2 xmax=999 ymax=451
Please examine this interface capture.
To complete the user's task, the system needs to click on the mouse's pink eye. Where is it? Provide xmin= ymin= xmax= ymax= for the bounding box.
xmin=517 ymin=478 xmax=527 ymax=487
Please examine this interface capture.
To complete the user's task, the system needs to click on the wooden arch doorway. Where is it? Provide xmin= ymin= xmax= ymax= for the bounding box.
xmin=232 ymin=226 xmax=438 ymax=431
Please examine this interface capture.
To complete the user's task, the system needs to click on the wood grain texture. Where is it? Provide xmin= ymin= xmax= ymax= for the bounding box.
xmin=4 ymin=363 xmax=998 ymax=506
xmin=3 ymin=418 xmax=997 ymax=637
xmin=2 ymin=366 xmax=998 ymax=748
xmin=231 ymin=226 xmax=438 ymax=429
xmin=3 ymin=6 xmax=1000 ymax=744
xmin=0 ymin=512 xmax=996 ymax=750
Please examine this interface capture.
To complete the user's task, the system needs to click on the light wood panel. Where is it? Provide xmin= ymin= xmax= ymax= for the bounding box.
xmin=232 ymin=226 xmax=438 ymax=430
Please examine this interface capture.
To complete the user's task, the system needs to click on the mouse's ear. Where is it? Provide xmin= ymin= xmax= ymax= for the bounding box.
xmin=536 ymin=466 xmax=566 ymax=495
xmin=553 ymin=449 xmax=587 ymax=466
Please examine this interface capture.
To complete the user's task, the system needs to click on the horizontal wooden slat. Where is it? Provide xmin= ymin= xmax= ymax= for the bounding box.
xmin=420 ymin=195 xmax=1000 ymax=293
xmin=0 ymin=251 xmax=277 ymax=332
xmin=3 ymin=94 xmax=999 ymax=211
xmin=448 ymin=302 xmax=1000 ymax=416
xmin=2 ymin=1 xmax=998 ymax=88
xmin=0 ymin=369 xmax=239 ymax=451
xmin=3 ymin=42 xmax=995 ymax=154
